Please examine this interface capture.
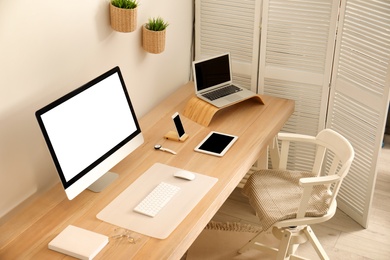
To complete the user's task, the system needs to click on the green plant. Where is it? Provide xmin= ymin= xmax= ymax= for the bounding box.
xmin=111 ymin=0 xmax=138 ymax=9
xmin=146 ymin=17 xmax=169 ymax=31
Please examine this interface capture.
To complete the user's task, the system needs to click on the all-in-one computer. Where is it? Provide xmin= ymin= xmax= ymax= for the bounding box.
xmin=36 ymin=66 xmax=144 ymax=200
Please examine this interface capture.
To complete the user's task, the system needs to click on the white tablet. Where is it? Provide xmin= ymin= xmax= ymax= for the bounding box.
xmin=194 ymin=131 xmax=238 ymax=157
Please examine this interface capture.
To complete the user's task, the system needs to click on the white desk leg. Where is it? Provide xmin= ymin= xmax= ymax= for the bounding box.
xmin=256 ymin=150 xmax=268 ymax=169
xmin=255 ymin=136 xmax=279 ymax=170
xmin=238 ymin=136 xmax=280 ymax=188
xmin=269 ymin=136 xmax=280 ymax=170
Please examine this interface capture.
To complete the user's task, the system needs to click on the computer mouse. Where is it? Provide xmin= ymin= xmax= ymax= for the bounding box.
xmin=173 ymin=170 xmax=196 ymax=181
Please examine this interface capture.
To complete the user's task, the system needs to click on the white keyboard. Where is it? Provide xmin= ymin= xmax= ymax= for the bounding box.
xmin=134 ymin=182 xmax=181 ymax=217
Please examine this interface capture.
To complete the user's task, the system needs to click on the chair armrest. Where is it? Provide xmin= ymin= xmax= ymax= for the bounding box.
xmin=278 ymin=133 xmax=317 ymax=143
xmin=299 ymin=175 xmax=340 ymax=186
xmin=296 ymin=175 xmax=340 ymax=218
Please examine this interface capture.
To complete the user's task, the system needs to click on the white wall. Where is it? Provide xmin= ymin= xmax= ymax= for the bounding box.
xmin=0 ymin=0 xmax=193 ymax=218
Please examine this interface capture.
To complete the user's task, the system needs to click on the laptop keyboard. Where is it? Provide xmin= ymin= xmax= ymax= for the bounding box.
xmin=202 ymin=85 xmax=242 ymax=101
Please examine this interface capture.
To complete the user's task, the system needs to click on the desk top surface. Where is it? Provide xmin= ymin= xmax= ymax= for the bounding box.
xmin=0 ymin=82 xmax=294 ymax=259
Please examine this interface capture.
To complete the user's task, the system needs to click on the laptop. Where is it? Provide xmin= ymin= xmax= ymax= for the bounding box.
xmin=193 ymin=53 xmax=257 ymax=108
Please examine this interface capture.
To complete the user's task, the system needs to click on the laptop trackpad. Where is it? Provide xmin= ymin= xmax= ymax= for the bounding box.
xmin=226 ymin=95 xmax=243 ymax=102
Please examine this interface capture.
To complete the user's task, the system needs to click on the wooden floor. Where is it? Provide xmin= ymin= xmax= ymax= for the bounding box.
xmin=211 ymin=135 xmax=390 ymax=260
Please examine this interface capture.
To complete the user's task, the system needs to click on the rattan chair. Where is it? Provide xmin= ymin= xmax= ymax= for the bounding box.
xmin=239 ymin=129 xmax=354 ymax=260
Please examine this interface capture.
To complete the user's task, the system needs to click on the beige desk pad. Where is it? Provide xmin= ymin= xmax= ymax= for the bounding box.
xmin=97 ymin=163 xmax=218 ymax=239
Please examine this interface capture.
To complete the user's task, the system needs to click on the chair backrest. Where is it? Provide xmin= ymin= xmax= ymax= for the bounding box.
xmin=311 ymin=129 xmax=354 ymax=175
xmin=278 ymin=129 xmax=354 ymax=176
xmin=276 ymin=129 xmax=355 ymax=219
xmin=316 ymin=129 xmax=355 ymax=201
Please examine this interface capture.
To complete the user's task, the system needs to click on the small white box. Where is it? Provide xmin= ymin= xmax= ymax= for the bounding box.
xmin=48 ymin=225 xmax=108 ymax=260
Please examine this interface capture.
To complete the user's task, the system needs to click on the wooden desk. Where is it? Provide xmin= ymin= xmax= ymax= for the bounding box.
xmin=0 ymin=82 xmax=294 ymax=259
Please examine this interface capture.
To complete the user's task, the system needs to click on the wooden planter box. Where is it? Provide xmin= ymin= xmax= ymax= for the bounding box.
xmin=142 ymin=25 xmax=166 ymax=54
xmin=109 ymin=3 xmax=137 ymax=33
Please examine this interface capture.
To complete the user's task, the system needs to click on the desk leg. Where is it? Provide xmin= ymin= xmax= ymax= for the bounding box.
xmin=256 ymin=152 xmax=268 ymax=169
xmin=255 ymin=136 xmax=279 ymax=170
xmin=238 ymin=136 xmax=280 ymax=188
xmin=269 ymin=136 xmax=280 ymax=169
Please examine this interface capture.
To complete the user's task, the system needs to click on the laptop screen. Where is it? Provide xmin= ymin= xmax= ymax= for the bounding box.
xmin=193 ymin=53 xmax=231 ymax=92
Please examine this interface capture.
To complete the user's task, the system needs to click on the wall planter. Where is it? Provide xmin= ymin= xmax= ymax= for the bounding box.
xmin=142 ymin=17 xmax=168 ymax=54
xmin=142 ymin=25 xmax=166 ymax=54
xmin=109 ymin=0 xmax=138 ymax=33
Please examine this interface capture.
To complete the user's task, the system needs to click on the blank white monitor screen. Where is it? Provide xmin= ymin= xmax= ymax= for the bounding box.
xmin=36 ymin=66 xmax=143 ymax=200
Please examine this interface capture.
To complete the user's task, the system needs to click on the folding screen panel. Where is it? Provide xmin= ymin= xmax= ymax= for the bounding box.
xmin=194 ymin=0 xmax=262 ymax=92
xmin=258 ymin=0 xmax=339 ymax=171
xmin=327 ymin=0 xmax=390 ymax=227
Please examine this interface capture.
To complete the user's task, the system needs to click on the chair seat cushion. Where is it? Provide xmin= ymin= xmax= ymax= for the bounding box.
xmin=242 ymin=169 xmax=331 ymax=231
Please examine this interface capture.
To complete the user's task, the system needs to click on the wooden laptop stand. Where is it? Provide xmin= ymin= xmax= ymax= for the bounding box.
xmin=183 ymin=95 xmax=264 ymax=126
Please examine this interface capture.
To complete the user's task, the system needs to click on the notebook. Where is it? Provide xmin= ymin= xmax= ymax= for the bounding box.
xmin=192 ymin=53 xmax=257 ymax=108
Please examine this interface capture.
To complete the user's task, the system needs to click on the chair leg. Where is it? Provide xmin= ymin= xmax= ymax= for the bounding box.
xmin=276 ymin=229 xmax=293 ymax=260
xmin=238 ymin=231 xmax=278 ymax=256
xmin=238 ymin=228 xmax=296 ymax=259
xmin=303 ymin=226 xmax=329 ymax=260
xmin=239 ymin=226 xmax=329 ymax=260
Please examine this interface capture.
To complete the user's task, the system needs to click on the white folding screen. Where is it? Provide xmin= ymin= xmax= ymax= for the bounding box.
xmin=194 ymin=0 xmax=262 ymax=92
xmin=195 ymin=0 xmax=390 ymax=227
xmin=327 ymin=0 xmax=390 ymax=227
xmin=258 ymin=0 xmax=390 ymax=227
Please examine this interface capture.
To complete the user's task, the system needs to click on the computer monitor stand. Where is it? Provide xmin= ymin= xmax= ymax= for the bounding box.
xmin=88 ymin=172 xmax=118 ymax=193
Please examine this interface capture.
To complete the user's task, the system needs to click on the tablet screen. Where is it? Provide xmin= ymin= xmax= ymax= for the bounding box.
xmin=195 ymin=131 xmax=238 ymax=157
